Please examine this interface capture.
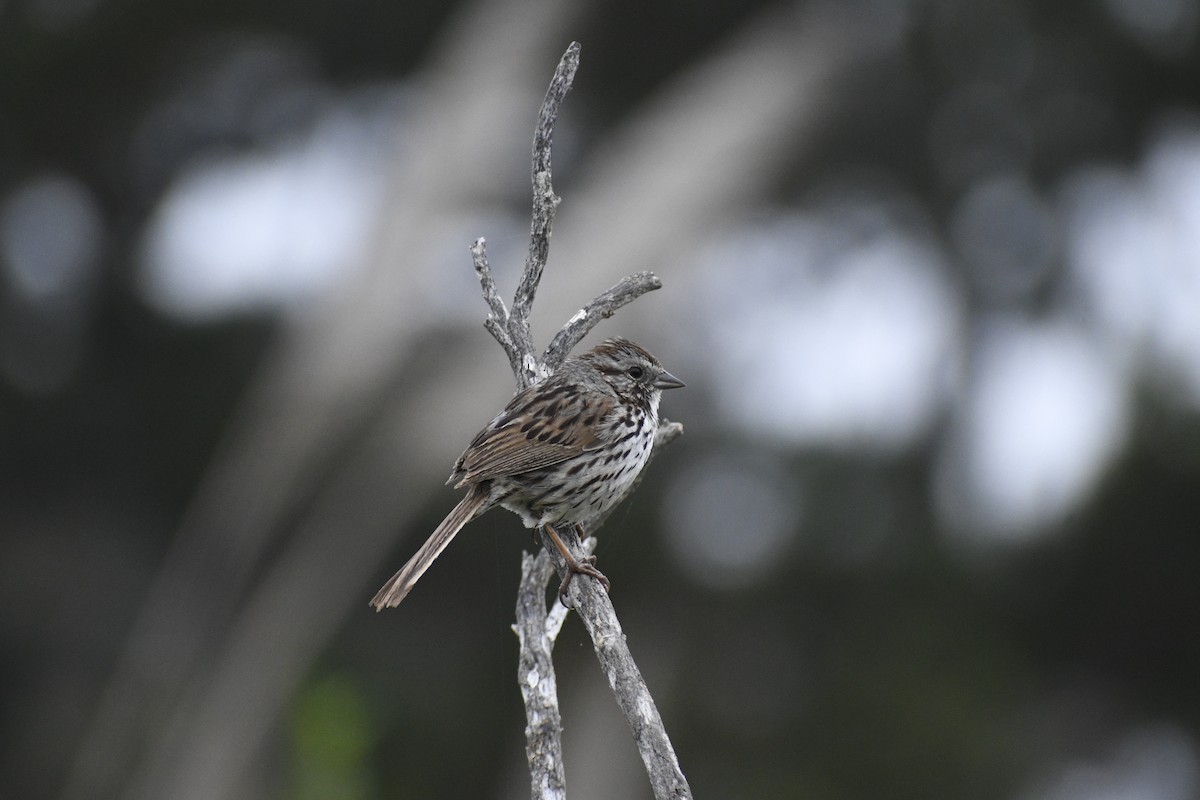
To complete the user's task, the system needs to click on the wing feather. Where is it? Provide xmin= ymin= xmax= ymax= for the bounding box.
xmin=450 ymin=381 xmax=613 ymax=486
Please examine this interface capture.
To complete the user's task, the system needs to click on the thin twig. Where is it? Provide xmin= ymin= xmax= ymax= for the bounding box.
xmin=537 ymin=526 xmax=692 ymax=799
xmin=511 ymin=41 xmax=580 ymax=357
xmin=471 ymin=238 xmax=523 ymax=381
xmin=542 ymin=271 xmax=664 ymax=372
xmin=474 ymin=41 xmax=690 ymax=800
xmin=471 ymin=237 xmax=511 ymax=329
xmin=514 ymin=542 xmax=592 ymax=800
xmin=654 ymin=419 xmax=685 ymax=450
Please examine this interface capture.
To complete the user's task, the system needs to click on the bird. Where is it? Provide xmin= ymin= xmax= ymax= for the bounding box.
xmin=371 ymin=337 xmax=684 ymax=609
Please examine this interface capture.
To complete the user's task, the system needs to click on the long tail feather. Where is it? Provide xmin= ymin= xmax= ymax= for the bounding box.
xmin=370 ymin=485 xmax=490 ymax=610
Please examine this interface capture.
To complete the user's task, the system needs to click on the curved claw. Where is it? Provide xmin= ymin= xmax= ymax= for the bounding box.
xmin=557 ymin=555 xmax=611 ymax=607
xmin=542 ymin=523 xmax=612 ymax=607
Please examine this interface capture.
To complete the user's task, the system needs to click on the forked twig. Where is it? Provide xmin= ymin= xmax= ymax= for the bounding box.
xmin=542 ymin=271 xmax=664 ymax=372
xmin=469 ymin=42 xmax=691 ymax=800
xmin=514 ymin=540 xmax=591 ymax=800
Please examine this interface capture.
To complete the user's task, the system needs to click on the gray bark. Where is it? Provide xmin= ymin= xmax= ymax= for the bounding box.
xmin=473 ymin=42 xmax=692 ymax=800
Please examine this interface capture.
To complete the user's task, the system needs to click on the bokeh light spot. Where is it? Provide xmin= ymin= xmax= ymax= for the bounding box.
xmin=936 ymin=318 xmax=1128 ymax=542
xmin=951 ymin=173 xmax=1056 ymax=303
xmin=0 ymin=173 xmax=103 ymax=303
xmin=703 ymin=207 xmax=960 ymax=453
xmin=137 ymin=100 xmax=396 ymax=320
xmin=1062 ymin=119 xmax=1200 ymax=405
xmin=1014 ymin=724 xmax=1200 ymax=800
xmin=662 ymin=452 xmax=797 ymax=591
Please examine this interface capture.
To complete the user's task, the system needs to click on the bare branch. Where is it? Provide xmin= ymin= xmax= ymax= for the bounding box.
xmin=542 ymin=271 xmax=664 ymax=371
xmin=514 ymin=541 xmax=593 ymax=800
xmin=537 ymin=525 xmax=693 ymax=800
xmin=473 ymin=40 xmax=690 ymax=799
xmin=471 ymin=238 xmax=525 ymax=381
xmin=471 ymin=237 xmax=511 ymax=330
xmin=654 ymin=419 xmax=684 ymax=450
xmin=511 ymin=41 xmax=580 ymax=352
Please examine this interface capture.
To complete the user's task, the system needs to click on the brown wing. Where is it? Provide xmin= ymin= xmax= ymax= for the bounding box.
xmin=450 ymin=381 xmax=614 ymax=487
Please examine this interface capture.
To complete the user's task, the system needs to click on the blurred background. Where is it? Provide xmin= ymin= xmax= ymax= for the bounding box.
xmin=3 ymin=0 xmax=1200 ymax=798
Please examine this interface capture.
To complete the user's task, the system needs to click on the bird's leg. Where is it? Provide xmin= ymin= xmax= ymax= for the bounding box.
xmin=542 ymin=522 xmax=611 ymax=605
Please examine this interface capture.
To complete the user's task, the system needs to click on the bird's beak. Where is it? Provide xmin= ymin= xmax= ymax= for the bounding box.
xmin=653 ymin=370 xmax=685 ymax=390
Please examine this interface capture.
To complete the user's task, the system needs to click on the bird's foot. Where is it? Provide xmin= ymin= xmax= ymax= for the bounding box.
xmin=557 ymin=553 xmax=611 ymax=607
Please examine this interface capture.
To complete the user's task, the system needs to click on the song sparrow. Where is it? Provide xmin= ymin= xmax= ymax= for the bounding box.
xmin=371 ymin=337 xmax=684 ymax=610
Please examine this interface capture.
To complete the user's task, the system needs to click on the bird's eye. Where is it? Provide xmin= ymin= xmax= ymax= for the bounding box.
xmin=627 ymin=366 xmax=645 ymax=380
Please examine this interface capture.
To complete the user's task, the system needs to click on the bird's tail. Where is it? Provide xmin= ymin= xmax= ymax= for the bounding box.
xmin=370 ymin=484 xmax=490 ymax=610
